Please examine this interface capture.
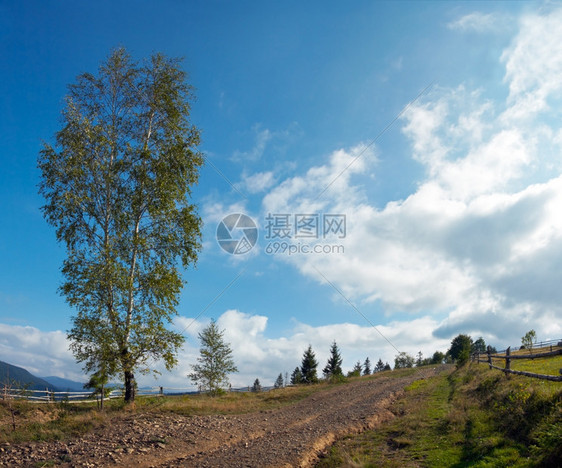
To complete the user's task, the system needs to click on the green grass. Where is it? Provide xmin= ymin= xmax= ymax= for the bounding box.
xmin=316 ymin=362 xmax=562 ymax=467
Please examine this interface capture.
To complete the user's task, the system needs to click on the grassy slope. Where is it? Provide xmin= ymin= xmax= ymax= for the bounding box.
xmin=316 ymin=359 xmax=562 ymax=467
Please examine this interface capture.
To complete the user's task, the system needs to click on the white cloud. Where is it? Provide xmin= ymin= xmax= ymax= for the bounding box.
xmin=447 ymin=12 xmax=502 ymax=33
xmin=0 ymin=324 xmax=82 ymax=381
xmin=236 ymin=170 xmax=276 ymax=194
xmin=170 ymin=310 xmax=447 ymax=389
xmin=232 ymin=125 xmax=271 ymax=162
xmin=501 ymin=8 xmax=562 ymax=120
xmin=258 ymin=8 xmax=562 ymax=348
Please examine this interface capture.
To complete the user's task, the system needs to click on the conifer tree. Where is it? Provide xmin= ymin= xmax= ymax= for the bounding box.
xmin=300 ymin=345 xmax=319 ymax=384
xmin=251 ymin=378 xmax=261 ymax=392
xmin=290 ymin=366 xmax=302 ymax=385
xmin=322 ymin=341 xmax=343 ymax=379
xmin=363 ymin=357 xmax=371 ymax=375
xmin=274 ymin=373 xmax=284 ymax=389
xmin=374 ymin=358 xmax=385 ymax=373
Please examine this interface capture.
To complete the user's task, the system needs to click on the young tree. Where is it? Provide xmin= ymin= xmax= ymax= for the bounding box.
xmin=374 ymin=358 xmax=385 ymax=373
xmin=39 ymin=48 xmax=203 ymax=402
xmin=430 ymin=351 xmax=446 ymax=364
xmin=447 ymin=334 xmax=473 ymax=363
xmin=363 ymin=357 xmax=371 ymax=375
xmin=471 ymin=337 xmax=487 ymax=354
xmin=416 ymin=351 xmax=423 ymax=367
xmin=322 ymin=341 xmax=343 ymax=379
xmin=189 ymin=320 xmax=238 ymax=395
xmin=521 ymin=329 xmax=537 ymax=353
xmin=383 ymin=362 xmax=392 ymax=371
xmin=274 ymin=373 xmax=284 ymax=389
xmin=348 ymin=361 xmax=362 ymax=377
xmin=251 ymin=378 xmax=262 ymax=392
xmin=300 ymin=345 xmax=319 ymax=384
xmin=290 ymin=367 xmax=302 ymax=385
xmin=394 ymin=352 xmax=415 ymax=369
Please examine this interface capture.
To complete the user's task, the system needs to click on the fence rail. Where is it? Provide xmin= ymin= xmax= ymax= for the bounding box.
xmin=472 ymin=341 xmax=562 ymax=382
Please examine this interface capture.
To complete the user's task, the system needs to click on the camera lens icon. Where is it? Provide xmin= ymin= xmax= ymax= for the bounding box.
xmin=216 ymin=213 xmax=258 ymax=255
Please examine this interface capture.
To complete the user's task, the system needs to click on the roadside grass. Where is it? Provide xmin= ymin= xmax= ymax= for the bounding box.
xmin=0 ymin=399 xmax=107 ymax=443
xmin=133 ymin=383 xmax=327 ymax=416
xmin=316 ymin=359 xmax=562 ymax=467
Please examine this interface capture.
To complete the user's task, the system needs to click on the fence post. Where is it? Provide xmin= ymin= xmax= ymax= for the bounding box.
xmin=159 ymin=386 xmax=163 ymax=396
xmin=487 ymin=346 xmax=492 ymax=369
xmin=506 ymin=346 xmax=511 ymax=371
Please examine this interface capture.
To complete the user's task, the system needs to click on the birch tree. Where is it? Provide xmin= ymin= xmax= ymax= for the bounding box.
xmin=39 ymin=48 xmax=203 ymax=402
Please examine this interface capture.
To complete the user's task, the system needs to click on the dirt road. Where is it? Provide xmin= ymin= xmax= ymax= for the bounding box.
xmin=1 ymin=369 xmax=438 ymax=467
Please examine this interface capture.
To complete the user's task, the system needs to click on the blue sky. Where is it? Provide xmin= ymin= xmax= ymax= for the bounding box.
xmin=2 ymin=1 xmax=562 ymax=388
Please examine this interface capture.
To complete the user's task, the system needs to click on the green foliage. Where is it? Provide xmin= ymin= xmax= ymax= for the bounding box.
xmin=415 ymin=351 xmax=423 ymax=367
xmin=430 ymin=351 xmax=446 ymax=364
xmin=290 ymin=367 xmax=302 ymax=385
xmin=38 ymin=48 xmax=203 ymax=402
xmin=189 ymin=321 xmax=238 ymax=396
xmin=521 ymin=329 xmax=537 ymax=352
xmin=274 ymin=373 xmax=284 ymax=389
xmin=251 ymin=378 xmax=261 ymax=393
xmin=300 ymin=345 xmax=319 ymax=384
xmin=322 ymin=341 xmax=343 ymax=379
xmin=448 ymin=334 xmax=473 ymax=362
xmin=363 ymin=357 xmax=371 ymax=375
xmin=472 ymin=337 xmax=487 ymax=354
xmin=394 ymin=352 xmax=415 ymax=369
xmin=347 ymin=361 xmax=363 ymax=378
xmin=374 ymin=358 xmax=385 ymax=373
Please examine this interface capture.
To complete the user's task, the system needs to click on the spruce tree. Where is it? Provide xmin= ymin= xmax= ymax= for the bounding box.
xmin=300 ymin=345 xmax=319 ymax=384
xmin=322 ymin=341 xmax=343 ymax=379
xmin=374 ymin=358 xmax=385 ymax=373
xmin=363 ymin=357 xmax=371 ymax=375
xmin=274 ymin=373 xmax=284 ymax=389
xmin=251 ymin=378 xmax=262 ymax=392
xmin=348 ymin=361 xmax=362 ymax=377
xmin=290 ymin=366 xmax=302 ymax=385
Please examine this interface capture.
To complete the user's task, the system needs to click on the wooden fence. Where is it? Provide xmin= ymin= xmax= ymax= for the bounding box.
xmin=472 ymin=341 xmax=562 ymax=382
xmin=1 ymin=384 xmax=281 ymax=404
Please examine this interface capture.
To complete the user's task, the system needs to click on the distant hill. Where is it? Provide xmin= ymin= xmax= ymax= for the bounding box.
xmin=0 ymin=361 xmax=57 ymax=391
xmin=41 ymin=376 xmax=87 ymax=392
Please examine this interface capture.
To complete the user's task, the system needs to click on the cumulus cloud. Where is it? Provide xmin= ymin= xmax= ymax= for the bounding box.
xmin=0 ymin=324 xmax=81 ymax=380
xmin=501 ymin=8 xmax=562 ymax=120
xmin=259 ymin=8 xmax=562 ymax=346
xmin=169 ymin=309 xmax=445 ymax=389
xmin=236 ymin=170 xmax=276 ymax=194
xmin=3 ymin=310 xmax=436 ymax=389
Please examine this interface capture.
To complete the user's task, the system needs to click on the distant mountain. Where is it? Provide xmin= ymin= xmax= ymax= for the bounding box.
xmin=42 ymin=376 xmax=87 ymax=392
xmin=0 ymin=361 xmax=57 ymax=391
